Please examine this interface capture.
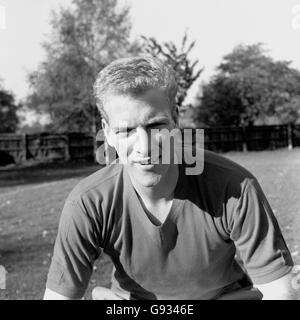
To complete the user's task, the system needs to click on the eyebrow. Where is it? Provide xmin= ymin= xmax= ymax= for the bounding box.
xmin=112 ymin=117 xmax=170 ymax=132
xmin=146 ymin=117 xmax=170 ymax=126
xmin=144 ymin=119 xmax=170 ymax=131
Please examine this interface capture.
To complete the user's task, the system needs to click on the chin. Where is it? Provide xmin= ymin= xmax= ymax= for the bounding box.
xmin=128 ymin=165 xmax=163 ymax=187
xmin=137 ymin=170 xmax=163 ymax=187
xmin=140 ymin=176 xmax=162 ymax=187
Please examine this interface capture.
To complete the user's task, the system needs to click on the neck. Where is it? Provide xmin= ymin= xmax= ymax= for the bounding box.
xmin=128 ymin=164 xmax=179 ymax=204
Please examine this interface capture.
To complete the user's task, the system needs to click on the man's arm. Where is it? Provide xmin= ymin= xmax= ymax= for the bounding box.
xmin=254 ymin=271 xmax=299 ymax=300
xmin=45 ymin=199 xmax=102 ymax=299
xmin=229 ymin=178 xmax=295 ymax=299
xmin=43 ymin=288 xmax=77 ymax=300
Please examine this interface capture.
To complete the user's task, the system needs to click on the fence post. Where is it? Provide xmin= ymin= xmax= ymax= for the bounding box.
xmin=242 ymin=125 xmax=247 ymax=152
xmin=64 ymin=133 xmax=70 ymax=161
xmin=23 ymin=133 xmax=28 ymax=161
xmin=287 ymin=123 xmax=293 ymax=150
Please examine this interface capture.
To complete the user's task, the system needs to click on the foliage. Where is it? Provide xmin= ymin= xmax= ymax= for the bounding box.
xmin=27 ymin=0 xmax=139 ymax=133
xmin=0 ymin=86 xmax=19 ymax=133
xmin=195 ymin=44 xmax=300 ymax=126
xmin=142 ymin=33 xmax=203 ymax=113
xmin=18 ymin=122 xmax=52 ymax=135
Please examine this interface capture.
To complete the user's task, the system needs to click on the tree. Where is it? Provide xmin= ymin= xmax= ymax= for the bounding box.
xmin=142 ymin=33 xmax=203 ymax=114
xmin=195 ymin=44 xmax=300 ymax=126
xmin=27 ymin=0 xmax=139 ymax=133
xmin=0 ymin=86 xmax=19 ymax=133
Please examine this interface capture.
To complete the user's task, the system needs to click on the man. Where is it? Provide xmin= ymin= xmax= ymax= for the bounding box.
xmin=44 ymin=55 xmax=297 ymax=300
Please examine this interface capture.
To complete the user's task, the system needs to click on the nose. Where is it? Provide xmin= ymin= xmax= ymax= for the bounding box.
xmin=134 ymin=127 xmax=151 ymax=157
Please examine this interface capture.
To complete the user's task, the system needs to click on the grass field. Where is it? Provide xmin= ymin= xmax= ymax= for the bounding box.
xmin=0 ymin=149 xmax=300 ymax=300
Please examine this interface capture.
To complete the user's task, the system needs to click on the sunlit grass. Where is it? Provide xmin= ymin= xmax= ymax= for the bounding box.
xmin=0 ymin=149 xmax=299 ymax=299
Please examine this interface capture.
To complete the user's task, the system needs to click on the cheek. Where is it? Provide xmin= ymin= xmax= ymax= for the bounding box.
xmin=115 ymin=138 xmax=135 ymax=159
xmin=153 ymin=130 xmax=180 ymax=159
xmin=152 ymin=131 xmax=171 ymax=150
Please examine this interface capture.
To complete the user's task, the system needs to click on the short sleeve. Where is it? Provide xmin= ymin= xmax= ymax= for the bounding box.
xmin=46 ymin=199 xmax=102 ymax=298
xmin=230 ymin=178 xmax=294 ymax=285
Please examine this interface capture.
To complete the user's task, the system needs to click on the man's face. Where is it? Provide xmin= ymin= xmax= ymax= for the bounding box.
xmin=102 ymin=89 xmax=177 ymax=187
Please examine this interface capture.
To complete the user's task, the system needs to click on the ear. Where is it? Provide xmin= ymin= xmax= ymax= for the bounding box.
xmin=102 ymin=118 xmax=115 ymax=147
xmin=172 ymin=105 xmax=179 ymax=127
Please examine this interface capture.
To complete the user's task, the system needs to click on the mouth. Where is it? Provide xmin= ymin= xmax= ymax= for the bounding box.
xmin=134 ymin=155 xmax=161 ymax=166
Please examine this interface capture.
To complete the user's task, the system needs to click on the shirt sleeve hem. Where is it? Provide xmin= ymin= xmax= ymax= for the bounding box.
xmin=250 ymin=265 xmax=294 ymax=285
xmin=46 ymin=281 xmax=85 ymax=299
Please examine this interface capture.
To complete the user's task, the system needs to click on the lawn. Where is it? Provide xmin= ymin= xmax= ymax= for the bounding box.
xmin=0 ymin=149 xmax=300 ymax=300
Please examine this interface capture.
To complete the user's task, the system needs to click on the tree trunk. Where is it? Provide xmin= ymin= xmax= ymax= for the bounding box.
xmin=91 ymin=103 xmax=98 ymax=162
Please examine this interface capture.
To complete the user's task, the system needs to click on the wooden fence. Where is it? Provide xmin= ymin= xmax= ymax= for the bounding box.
xmin=202 ymin=124 xmax=297 ymax=152
xmin=0 ymin=132 xmax=94 ymax=165
xmin=0 ymin=124 xmax=300 ymax=165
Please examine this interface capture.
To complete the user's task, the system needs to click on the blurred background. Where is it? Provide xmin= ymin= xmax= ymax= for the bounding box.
xmin=0 ymin=0 xmax=300 ymax=299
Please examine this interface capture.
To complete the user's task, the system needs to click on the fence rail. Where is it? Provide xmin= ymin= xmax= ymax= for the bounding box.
xmin=0 ymin=132 xmax=94 ymax=165
xmin=0 ymin=124 xmax=300 ymax=165
xmin=201 ymin=124 xmax=295 ymax=152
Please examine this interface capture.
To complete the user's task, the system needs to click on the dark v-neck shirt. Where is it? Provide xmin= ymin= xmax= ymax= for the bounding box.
xmin=46 ymin=150 xmax=293 ymax=299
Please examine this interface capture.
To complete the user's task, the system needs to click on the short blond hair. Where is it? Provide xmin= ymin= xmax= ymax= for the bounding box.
xmin=93 ymin=55 xmax=178 ymax=122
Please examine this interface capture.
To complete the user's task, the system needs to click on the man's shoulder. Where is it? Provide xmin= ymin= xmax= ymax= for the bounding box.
xmin=67 ymin=164 xmax=124 ymax=202
xmin=203 ymin=149 xmax=255 ymax=181
xmin=192 ymin=150 xmax=259 ymax=227
xmin=200 ymin=150 xmax=256 ymax=195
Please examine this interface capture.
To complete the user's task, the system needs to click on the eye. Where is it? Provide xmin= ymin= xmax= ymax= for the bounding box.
xmin=117 ymin=128 xmax=135 ymax=137
xmin=148 ymin=122 xmax=168 ymax=130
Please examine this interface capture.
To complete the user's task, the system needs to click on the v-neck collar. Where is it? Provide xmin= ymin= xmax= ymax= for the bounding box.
xmin=123 ymin=163 xmax=186 ymax=247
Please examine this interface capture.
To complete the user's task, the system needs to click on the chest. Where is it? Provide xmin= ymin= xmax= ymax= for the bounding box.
xmin=141 ymin=200 xmax=174 ymax=225
xmin=105 ymin=200 xmax=235 ymax=295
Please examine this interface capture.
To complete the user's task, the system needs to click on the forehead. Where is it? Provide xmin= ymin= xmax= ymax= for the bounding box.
xmin=103 ymin=89 xmax=173 ymax=127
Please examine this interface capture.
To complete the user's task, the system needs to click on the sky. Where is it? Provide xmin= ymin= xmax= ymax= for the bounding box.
xmin=1 ymin=0 xmax=300 ymax=106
